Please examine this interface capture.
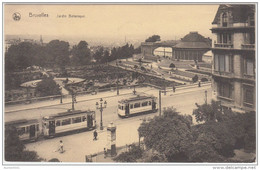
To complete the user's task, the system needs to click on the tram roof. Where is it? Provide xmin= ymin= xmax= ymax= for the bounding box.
xmin=46 ymin=110 xmax=95 ymax=119
xmin=119 ymin=95 xmax=155 ymax=103
xmin=5 ymin=119 xmax=39 ymax=126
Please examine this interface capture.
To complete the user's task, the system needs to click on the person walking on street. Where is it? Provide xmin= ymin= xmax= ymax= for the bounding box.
xmin=198 ymin=80 xmax=201 ymax=87
xmin=172 ymin=85 xmax=176 ymax=93
xmin=59 ymin=140 xmax=64 ymax=153
xmin=93 ymin=130 xmax=98 ymax=140
xmin=104 ymin=148 xmax=107 ymax=158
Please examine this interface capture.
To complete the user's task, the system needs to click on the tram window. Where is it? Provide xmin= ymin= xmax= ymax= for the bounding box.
xmin=72 ymin=117 xmax=82 ymax=124
xmin=18 ymin=127 xmax=25 ymax=135
xmin=36 ymin=124 xmax=39 ymax=131
xmin=25 ymin=126 xmax=29 ymax=133
xmin=130 ymin=104 xmax=133 ymax=109
xmin=148 ymin=101 xmax=152 ymax=105
xmin=134 ymin=103 xmax=140 ymax=108
xmin=142 ymin=101 xmax=148 ymax=107
xmin=82 ymin=116 xmax=86 ymax=121
xmin=122 ymin=106 xmax=124 ymax=110
xmin=62 ymin=118 xmax=71 ymax=125
xmin=118 ymin=105 xmax=121 ymax=109
xmin=56 ymin=120 xmax=61 ymax=126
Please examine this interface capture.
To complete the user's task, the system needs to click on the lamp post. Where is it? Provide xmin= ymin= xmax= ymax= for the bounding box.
xmin=96 ymin=98 xmax=107 ymax=130
xmin=60 ymin=87 xmax=63 ymax=104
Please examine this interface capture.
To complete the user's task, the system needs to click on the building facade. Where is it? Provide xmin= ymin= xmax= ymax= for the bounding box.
xmin=172 ymin=32 xmax=211 ymax=61
xmin=211 ymin=5 xmax=255 ymax=112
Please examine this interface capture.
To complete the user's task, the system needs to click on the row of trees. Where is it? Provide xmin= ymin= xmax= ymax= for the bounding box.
xmin=114 ymin=101 xmax=255 ymax=162
xmin=5 ymin=40 xmax=141 ymax=73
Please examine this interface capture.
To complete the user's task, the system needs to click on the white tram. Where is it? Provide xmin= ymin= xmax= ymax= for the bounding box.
xmin=118 ymin=95 xmax=157 ymax=117
xmin=5 ymin=110 xmax=96 ymax=141
xmin=42 ymin=110 xmax=96 ymax=137
xmin=5 ymin=119 xmax=41 ymax=141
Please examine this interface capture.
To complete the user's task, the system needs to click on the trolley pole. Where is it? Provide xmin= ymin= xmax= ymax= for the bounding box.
xmin=159 ymin=90 xmax=162 ymax=116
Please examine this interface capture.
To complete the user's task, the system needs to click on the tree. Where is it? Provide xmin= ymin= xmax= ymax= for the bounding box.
xmin=169 ymin=63 xmax=175 ymax=69
xmin=113 ymin=144 xmax=143 ymax=162
xmin=138 ymin=107 xmax=193 ymax=162
xmin=5 ymin=125 xmax=42 ymax=161
xmin=192 ymin=100 xmax=224 ymax=123
xmin=145 ymin=35 xmax=161 ymax=42
xmin=70 ymin=41 xmax=91 ymax=65
xmin=35 ymin=77 xmax=60 ymax=97
xmin=45 ymin=40 xmax=70 ymax=68
xmin=192 ymin=75 xmax=198 ymax=83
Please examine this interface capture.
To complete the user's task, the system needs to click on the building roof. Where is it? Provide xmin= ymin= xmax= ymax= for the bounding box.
xmin=119 ymin=95 xmax=155 ymax=104
xmin=212 ymin=4 xmax=255 ymax=24
xmin=173 ymin=32 xmax=211 ymax=49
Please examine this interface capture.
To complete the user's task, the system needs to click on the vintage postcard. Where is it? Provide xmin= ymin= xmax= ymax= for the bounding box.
xmin=2 ymin=2 xmax=257 ymax=168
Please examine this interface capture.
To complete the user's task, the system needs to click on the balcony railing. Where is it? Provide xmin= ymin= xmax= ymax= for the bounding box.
xmin=241 ymin=44 xmax=255 ymax=50
xmin=214 ymin=43 xmax=233 ymax=49
xmin=213 ymin=70 xmax=234 ymax=77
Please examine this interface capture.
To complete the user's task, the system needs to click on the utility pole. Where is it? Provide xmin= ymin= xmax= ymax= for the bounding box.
xmin=205 ymin=90 xmax=208 ymax=104
xmin=159 ymin=90 xmax=162 ymax=116
xmin=71 ymin=91 xmax=76 ymax=110
xmin=116 ymin=80 xmax=119 ymax=95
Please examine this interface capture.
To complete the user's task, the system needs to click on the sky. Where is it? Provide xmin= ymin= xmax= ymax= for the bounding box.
xmin=4 ymin=4 xmax=219 ymax=42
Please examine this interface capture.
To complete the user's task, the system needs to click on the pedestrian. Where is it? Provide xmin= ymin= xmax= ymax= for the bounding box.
xmin=93 ymin=130 xmax=98 ymax=140
xmin=59 ymin=140 xmax=64 ymax=153
xmin=104 ymin=148 xmax=107 ymax=158
xmin=198 ymin=81 xmax=201 ymax=87
xmin=172 ymin=85 xmax=176 ymax=93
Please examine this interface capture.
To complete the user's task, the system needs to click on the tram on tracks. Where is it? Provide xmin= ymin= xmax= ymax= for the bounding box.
xmin=5 ymin=119 xmax=41 ymax=141
xmin=117 ymin=94 xmax=157 ymax=117
xmin=5 ymin=110 xmax=96 ymax=142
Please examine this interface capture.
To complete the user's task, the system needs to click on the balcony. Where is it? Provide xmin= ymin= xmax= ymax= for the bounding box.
xmin=213 ymin=70 xmax=234 ymax=78
xmin=214 ymin=43 xmax=233 ymax=49
xmin=241 ymin=44 xmax=255 ymax=50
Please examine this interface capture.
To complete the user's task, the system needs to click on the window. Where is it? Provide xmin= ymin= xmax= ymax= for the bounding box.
xmin=56 ymin=120 xmax=61 ymax=126
xmin=134 ymin=103 xmax=140 ymax=108
xmin=214 ymin=54 xmax=233 ymax=72
xmin=244 ymin=58 xmax=254 ymax=76
xmin=248 ymin=14 xmax=255 ymax=26
xmin=222 ymin=12 xmax=228 ymax=27
xmin=25 ymin=126 xmax=29 ymax=133
xmin=82 ymin=116 xmax=86 ymax=121
xmin=148 ymin=101 xmax=152 ymax=105
xmin=18 ymin=127 xmax=25 ymax=135
xmin=218 ymin=33 xmax=232 ymax=44
xmin=142 ymin=101 xmax=148 ymax=107
xmin=62 ymin=118 xmax=71 ymax=126
xmin=218 ymin=82 xmax=233 ymax=99
xmin=243 ymin=85 xmax=254 ymax=106
xmin=72 ymin=117 xmax=82 ymax=124
xmin=130 ymin=104 xmax=133 ymax=109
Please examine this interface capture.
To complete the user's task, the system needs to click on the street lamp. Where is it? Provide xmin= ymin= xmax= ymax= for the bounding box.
xmin=59 ymin=87 xmax=63 ymax=104
xmin=96 ymin=98 xmax=107 ymax=130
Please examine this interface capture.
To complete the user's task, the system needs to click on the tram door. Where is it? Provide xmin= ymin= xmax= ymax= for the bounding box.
xmin=125 ymin=104 xmax=130 ymax=116
xmin=49 ymin=120 xmax=55 ymax=136
xmin=87 ymin=114 xmax=93 ymax=128
xmin=152 ymin=100 xmax=156 ymax=110
xmin=29 ymin=125 xmax=36 ymax=138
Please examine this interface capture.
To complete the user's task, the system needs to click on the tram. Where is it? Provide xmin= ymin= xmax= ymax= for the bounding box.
xmin=5 ymin=119 xmax=41 ymax=141
xmin=5 ymin=110 xmax=96 ymax=141
xmin=42 ymin=110 xmax=96 ymax=137
xmin=117 ymin=95 xmax=157 ymax=117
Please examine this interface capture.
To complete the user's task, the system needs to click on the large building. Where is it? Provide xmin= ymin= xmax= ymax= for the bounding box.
xmin=172 ymin=32 xmax=211 ymax=61
xmin=211 ymin=4 xmax=255 ymax=112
